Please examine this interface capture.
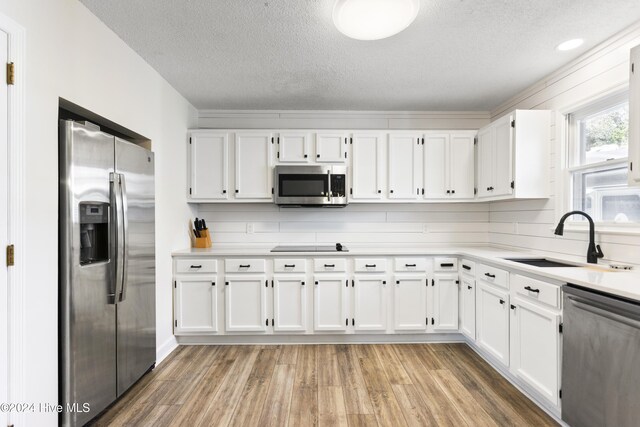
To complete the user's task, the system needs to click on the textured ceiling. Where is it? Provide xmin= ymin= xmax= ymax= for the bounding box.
xmin=80 ymin=0 xmax=640 ymax=111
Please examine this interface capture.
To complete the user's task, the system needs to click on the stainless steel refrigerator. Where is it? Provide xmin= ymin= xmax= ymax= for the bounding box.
xmin=59 ymin=120 xmax=156 ymax=426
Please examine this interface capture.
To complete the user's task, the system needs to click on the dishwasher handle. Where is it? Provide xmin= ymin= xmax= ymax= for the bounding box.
xmin=564 ymin=284 xmax=640 ymax=323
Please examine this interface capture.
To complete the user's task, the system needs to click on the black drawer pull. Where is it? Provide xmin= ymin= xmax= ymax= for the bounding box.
xmin=365 ymin=264 xmax=376 ymax=268
xmin=499 ymin=299 xmax=505 ymax=305
xmin=462 ymin=265 xmax=471 ymax=270
xmin=485 ymin=273 xmax=495 ymax=278
xmin=239 ymin=264 xmax=250 ymax=268
xmin=284 ymin=264 xmax=296 ymax=268
xmin=440 ymin=263 xmax=454 ymax=268
xmin=405 ymin=264 xmax=416 ymax=267
xmin=190 ymin=265 xmax=202 ymax=269
xmin=324 ymin=264 xmax=335 ymax=267
xmin=524 ymin=286 xmax=540 ymax=293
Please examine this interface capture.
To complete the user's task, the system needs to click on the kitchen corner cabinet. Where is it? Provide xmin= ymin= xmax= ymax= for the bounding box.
xmin=276 ymin=132 xmax=310 ymax=163
xmin=476 ymin=281 xmax=510 ymax=366
xmin=174 ymin=278 xmax=218 ymax=333
xmin=350 ymin=133 xmax=385 ymax=200
xmin=423 ymin=132 xmax=475 ymax=199
xmin=629 ymin=45 xmax=640 ymax=185
xmin=477 ymin=110 xmax=550 ymax=200
xmin=188 ymin=131 xmax=229 ymax=200
xmin=388 ymin=133 xmax=421 ymax=200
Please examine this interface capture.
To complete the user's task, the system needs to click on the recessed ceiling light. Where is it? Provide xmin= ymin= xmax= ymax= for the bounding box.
xmin=556 ymin=38 xmax=584 ymax=51
xmin=333 ymin=0 xmax=420 ymax=41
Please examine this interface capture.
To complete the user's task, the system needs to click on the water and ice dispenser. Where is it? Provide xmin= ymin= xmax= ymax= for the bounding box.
xmin=79 ymin=202 xmax=109 ymax=265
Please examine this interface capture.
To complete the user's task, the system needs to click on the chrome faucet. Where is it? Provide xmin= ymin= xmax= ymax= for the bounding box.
xmin=554 ymin=210 xmax=604 ymax=264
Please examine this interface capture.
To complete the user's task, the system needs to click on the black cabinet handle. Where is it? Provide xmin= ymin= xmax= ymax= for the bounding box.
xmin=190 ymin=265 xmax=202 ymax=269
xmin=499 ymin=299 xmax=505 ymax=305
xmin=378 ymin=190 xmax=381 ymax=193
xmin=510 ymin=304 xmax=516 ymax=310
xmin=390 ymin=190 xmax=394 ymax=194
xmin=317 ymin=154 xmax=320 ymax=158
xmin=324 ymin=264 xmax=335 ymax=267
xmin=365 ymin=264 xmax=376 ymax=268
xmin=405 ymin=264 xmax=416 ymax=267
xmin=485 ymin=273 xmax=495 ymax=278
xmin=451 ymin=190 xmax=456 ymax=194
xmin=462 ymin=265 xmax=471 ymax=270
xmin=304 ymin=154 xmax=308 ymax=158
xmin=301 ymin=281 xmax=305 ymax=286
xmin=524 ymin=286 xmax=540 ymax=293
xmin=446 ymin=190 xmax=450 ymax=194
xmin=315 ymin=281 xmax=318 ymax=285
xmin=239 ymin=264 xmax=250 ymax=268
xmin=440 ymin=263 xmax=454 ymax=268
xmin=284 ymin=264 xmax=295 ymax=268
xmin=467 ymin=285 xmax=472 ymax=290
xmin=222 ymin=190 xmax=227 ymax=194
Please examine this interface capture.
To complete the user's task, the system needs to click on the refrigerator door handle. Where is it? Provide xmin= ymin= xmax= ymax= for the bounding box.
xmin=119 ymin=173 xmax=129 ymax=302
xmin=108 ymin=173 xmax=119 ymax=304
xmin=112 ymin=173 xmax=125 ymax=303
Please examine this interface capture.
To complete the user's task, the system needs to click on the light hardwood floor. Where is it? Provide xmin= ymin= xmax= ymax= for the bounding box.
xmin=93 ymin=343 xmax=558 ymax=426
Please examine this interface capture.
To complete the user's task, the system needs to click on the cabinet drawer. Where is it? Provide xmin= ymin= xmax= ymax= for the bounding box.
xmin=394 ymin=257 xmax=427 ymax=272
xmin=434 ymin=257 xmax=458 ymax=272
xmin=313 ymin=258 xmax=347 ymax=272
xmin=477 ymin=263 xmax=508 ymax=289
xmin=354 ymin=258 xmax=387 ymax=273
xmin=175 ymin=258 xmax=217 ymax=274
xmin=460 ymin=259 xmax=475 ymax=276
xmin=225 ymin=259 xmax=266 ymax=273
xmin=512 ymin=274 xmax=560 ymax=309
xmin=274 ymin=258 xmax=307 ymax=273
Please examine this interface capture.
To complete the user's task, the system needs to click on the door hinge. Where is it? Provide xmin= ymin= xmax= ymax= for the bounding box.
xmin=559 ymin=323 xmax=563 ymax=334
xmin=6 ymin=62 xmax=15 ymax=85
xmin=174 ymin=320 xmax=177 ymax=328
xmin=632 ymin=63 xmax=635 ymax=73
xmin=277 ymin=151 xmax=280 ymax=159
xmin=631 ymin=162 xmax=633 ymax=172
xmin=559 ymin=389 xmax=562 ymax=399
xmin=265 ymin=280 xmax=268 ymax=287
xmin=189 ymin=188 xmax=192 ymax=195
xmin=272 ymin=318 xmax=274 ymax=326
xmin=474 ymin=137 xmax=477 ymax=145
xmin=266 ymin=319 xmax=269 ymax=326
xmin=346 ymin=318 xmax=348 ymax=326
xmin=426 ymin=317 xmax=428 ymax=325
xmin=174 ymin=280 xmax=176 ymax=288
xmin=271 ymin=137 xmax=274 ymax=144
xmin=350 ymin=137 xmax=353 ymax=144
xmin=351 ymin=280 xmax=354 ymax=287
xmin=189 ymin=137 xmax=192 ymax=144
xmin=474 ymin=188 xmax=477 ymax=195
xmin=271 ymin=187 xmax=274 ymax=195
xmin=431 ymin=279 xmax=435 ymax=286
xmin=511 ymin=119 xmax=515 ymax=128
xmin=344 ymin=151 xmax=347 ymax=159
xmin=271 ymin=280 xmax=274 ymax=288
xmin=350 ymin=188 xmax=353 ymax=195
xmin=431 ymin=318 xmax=434 ymax=325
xmin=6 ymin=244 xmax=14 ymax=267
xmin=510 ymin=180 xmax=515 ymax=189
xmin=352 ymin=318 xmax=355 ymax=326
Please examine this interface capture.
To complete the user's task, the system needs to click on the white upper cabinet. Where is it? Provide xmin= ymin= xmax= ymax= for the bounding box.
xmin=477 ymin=110 xmax=550 ymax=200
xmin=388 ymin=133 xmax=420 ymax=199
xmin=277 ymin=132 xmax=310 ymax=163
xmin=629 ymin=45 xmax=640 ymax=184
xmin=235 ymin=132 xmax=273 ymax=200
xmin=351 ymin=132 xmax=384 ymax=200
xmin=423 ymin=132 xmax=475 ymax=200
xmin=316 ymin=132 xmax=347 ymax=163
xmin=188 ymin=132 xmax=229 ymax=200
xmin=353 ymin=276 xmax=387 ymax=331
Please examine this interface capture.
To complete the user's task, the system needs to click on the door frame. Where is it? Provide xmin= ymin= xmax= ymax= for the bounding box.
xmin=0 ymin=12 xmax=26 ymax=427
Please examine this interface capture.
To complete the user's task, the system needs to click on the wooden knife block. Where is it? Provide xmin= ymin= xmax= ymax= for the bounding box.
xmin=193 ymin=229 xmax=212 ymax=248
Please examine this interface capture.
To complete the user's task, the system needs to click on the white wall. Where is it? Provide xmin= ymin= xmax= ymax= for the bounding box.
xmin=0 ymin=0 xmax=196 ymax=425
xmin=488 ymin=22 xmax=640 ymax=266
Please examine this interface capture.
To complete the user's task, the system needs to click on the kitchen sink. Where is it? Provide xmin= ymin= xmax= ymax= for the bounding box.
xmin=504 ymin=258 xmax=579 ymax=268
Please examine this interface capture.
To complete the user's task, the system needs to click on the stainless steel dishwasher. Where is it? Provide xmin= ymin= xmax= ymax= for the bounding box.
xmin=562 ymin=284 xmax=640 ymax=427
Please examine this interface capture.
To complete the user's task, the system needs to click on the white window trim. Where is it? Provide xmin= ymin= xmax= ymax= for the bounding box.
xmin=556 ymin=86 xmax=640 ymax=233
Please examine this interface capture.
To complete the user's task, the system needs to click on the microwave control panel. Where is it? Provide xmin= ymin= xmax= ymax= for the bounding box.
xmin=331 ymin=174 xmax=346 ymax=197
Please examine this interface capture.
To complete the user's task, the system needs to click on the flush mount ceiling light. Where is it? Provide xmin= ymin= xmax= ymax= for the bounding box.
xmin=556 ymin=38 xmax=584 ymax=51
xmin=333 ymin=0 xmax=420 ymax=41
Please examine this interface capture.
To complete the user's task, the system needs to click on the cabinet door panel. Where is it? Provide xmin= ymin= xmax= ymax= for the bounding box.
xmin=433 ymin=274 xmax=459 ymax=331
xmin=460 ymin=276 xmax=476 ymax=339
xmin=394 ymin=276 xmax=427 ymax=331
xmin=278 ymin=132 xmax=309 ymax=163
xmin=351 ymin=133 xmax=383 ymax=199
xmin=314 ymin=276 xmax=348 ymax=331
xmin=476 ymin=282 xmax=509 ymax=366
xmin=388 ymin=134 xmax=420 ymax=199
xmin=354 ymin=277 xmax=387 ymax=331
xmin=189 ymin=133 xmax=228 ymax=199
xmin=510 ymin=297 xmax=560 ymax=406
xmin=493 ymin=115 xmax=514 ymax=197
xmin=235 ymin=132 xmax=272 ymax=199
xmin=316 ymin=132 xmax=346 ymax=163
xmin=629 ymin=46 xmax=640 ymax=184
xmin=175 ymin=279 xmax=217 ymax=333
xmin=477 ymin=126 xmax=493 ymax=198
xmin=449 ymin=134 xmax=475 ymax=199
xmin=225 ymin=275 xmax=267 ymax=332
xmin=273 ymin=276 xmax=307 ymax=332
xmin=423 ymin=134 xmax=448 ymax=199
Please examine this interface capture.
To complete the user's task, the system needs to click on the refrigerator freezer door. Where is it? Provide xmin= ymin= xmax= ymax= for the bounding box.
xmin=115 ymin=138 xmax=156 ymax=395
xmin=59 ymin=120 xmax=117 ymax=426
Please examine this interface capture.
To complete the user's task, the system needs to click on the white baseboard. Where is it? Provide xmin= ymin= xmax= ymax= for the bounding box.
xmin=156 ymin=336 xmax=178 ymax=365
xmin=176 ymin=333 xmax=464 ymax=345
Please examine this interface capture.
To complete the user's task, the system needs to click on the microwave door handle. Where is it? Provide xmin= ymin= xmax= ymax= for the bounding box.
xmin=327 ymin=170 xmax=331 ymax=202
xmin=119 ymin=174 xmax=129 ymax=302
xmin=110 ymin=173 xmax=124 ymax=304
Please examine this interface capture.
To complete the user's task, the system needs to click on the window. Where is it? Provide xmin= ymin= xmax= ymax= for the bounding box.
xmin=567 ymin=93 xmax=640 ymax=223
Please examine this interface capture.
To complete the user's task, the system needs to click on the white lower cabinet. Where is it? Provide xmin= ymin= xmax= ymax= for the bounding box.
xmin=174 ymin=278 xmax=218 ymax=333
xmin=459 ymin=275 xmax=476 ymax=339
xmin=353 ymin=276 xmax=387 ymax=331
xmin=510 ymin=296 xmax=561 ymax=406
xmin=273 ymin=275 xmax=307 ymax=332
xmin=476 ymin=281 xmax=510 ymax=366
xmin=393 ymin=275 xmax=427 ymax=331
xmin=314 ymin=275 xmax=349 ymax=331
xmin=225 ymin=275 xmax=267 ymax=332
xmin=432 ymin=274 xmax=459 ymax=331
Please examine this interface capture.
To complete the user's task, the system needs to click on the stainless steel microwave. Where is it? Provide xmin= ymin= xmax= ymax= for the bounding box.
xmin=274 ymin=165 xmax=348 ymax=207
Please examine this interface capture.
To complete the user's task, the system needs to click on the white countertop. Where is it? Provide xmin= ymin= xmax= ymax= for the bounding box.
xmin=173 ymin=244 xmax=640 ymax=302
